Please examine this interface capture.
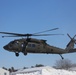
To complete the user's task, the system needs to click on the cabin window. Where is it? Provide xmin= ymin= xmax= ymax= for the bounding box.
xmin=28 ymin=44 xmax=35 ymax=48
xmin=32 ymin=44 xmax=35 ymax=47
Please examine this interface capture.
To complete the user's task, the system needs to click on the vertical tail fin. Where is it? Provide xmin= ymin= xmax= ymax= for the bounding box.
xmin=66 ymin=34 xmax=76 ymax=50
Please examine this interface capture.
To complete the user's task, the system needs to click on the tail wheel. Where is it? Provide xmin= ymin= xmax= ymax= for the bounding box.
xmin=15 ymin=52 xmax=19 ymax=57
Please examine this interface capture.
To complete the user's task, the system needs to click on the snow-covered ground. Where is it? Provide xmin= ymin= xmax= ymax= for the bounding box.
xmin=42 ymin=67 xmax=76 ymax=75
xmin=11 ymin=66 xmax=76 ymax=75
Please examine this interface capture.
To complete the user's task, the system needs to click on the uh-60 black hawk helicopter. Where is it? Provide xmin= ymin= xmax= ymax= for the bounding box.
xmin=0 ymin=28 xmax=76 ymax=59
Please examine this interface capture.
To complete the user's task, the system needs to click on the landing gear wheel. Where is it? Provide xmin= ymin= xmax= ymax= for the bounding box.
xmin=24 ymin=52 xmax=27 ymax=56
xmin=15 ymin=53 xmax=19 ymax=57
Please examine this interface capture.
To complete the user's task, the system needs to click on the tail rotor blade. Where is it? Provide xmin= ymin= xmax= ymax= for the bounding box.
xmin=67 ymin=34 xmax=76 ymax=44
xmin=73 ymin=35 xmax=76 ymax=39
xmin=67 ymin=34 xmax=72 ymax=39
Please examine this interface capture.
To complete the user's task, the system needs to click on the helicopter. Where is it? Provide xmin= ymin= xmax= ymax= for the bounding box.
xmin=0 ymin=28 xmax=76 ymax=59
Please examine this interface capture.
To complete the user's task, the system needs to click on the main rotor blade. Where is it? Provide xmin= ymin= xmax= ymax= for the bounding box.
xmin=1 ymin=34 xmax=34 ymax=37
xmin=1 ymin=34 xmax=64 ymax=38
xmin=0 ymin=32 xmax=33 ymax=37
xmin=0 ymin=28 xmax=60 ymax=38
xmin=33 ymin=28 xmax=59 ymax=34
xmin=32 ymin=34 xmax=64 ymax=36
xmin=0 ymin=32 xmax=24 ymax=36
xmin=2 ymin=35 xmax=22 ymax=38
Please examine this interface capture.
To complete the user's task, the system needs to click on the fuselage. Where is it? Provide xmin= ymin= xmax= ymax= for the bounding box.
xmin=3 ymin=40 xmax=66 ymax=54
xmin=2 ymin=34 xmax=76 ymax=59
xmin=25 ymin=43 xmax=65 ymax=54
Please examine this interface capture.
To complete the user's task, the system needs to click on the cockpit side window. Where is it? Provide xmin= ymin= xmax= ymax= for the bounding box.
xmin=28 ymin=44 xmax=31 ymax=47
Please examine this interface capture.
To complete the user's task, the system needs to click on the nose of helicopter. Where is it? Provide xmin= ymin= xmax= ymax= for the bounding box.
xmin=3 ymin=45 xmax=8 ymax=50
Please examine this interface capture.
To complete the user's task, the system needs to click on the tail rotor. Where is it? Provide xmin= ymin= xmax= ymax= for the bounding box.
xmin=67 ymin=34 xmax=76 ymax=43
xmin=66 ymin=34 xmax=76 ymax=49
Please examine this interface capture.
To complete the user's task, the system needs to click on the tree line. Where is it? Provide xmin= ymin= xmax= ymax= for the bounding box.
xmin=2 ymin=59 xmax=76 ymax=72
xmin=2 ymin=64 xmax=44 ymax=72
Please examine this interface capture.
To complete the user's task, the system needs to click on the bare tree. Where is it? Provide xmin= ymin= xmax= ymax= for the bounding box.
xmin=35 ymin=64 xmax=44 ymax=67
xmin=31 ymin=64 xmax=44 ymax=68
xmin=54 ymin=59 xmax=73 ymax=70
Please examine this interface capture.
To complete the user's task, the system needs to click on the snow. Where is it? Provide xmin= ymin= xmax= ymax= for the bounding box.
xmin=11 ymin=66 xmax=76 ymax=75
xmin=69 ymin=67 xmax=76 ymax=71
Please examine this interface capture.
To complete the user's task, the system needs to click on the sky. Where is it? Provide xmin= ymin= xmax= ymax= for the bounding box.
xmin=0 ymin=0 xmax=76 ymax=69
